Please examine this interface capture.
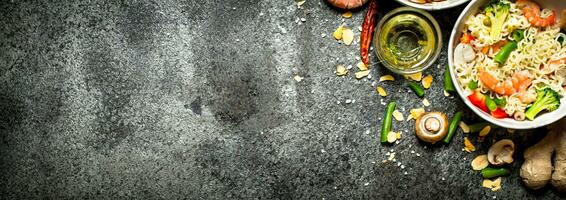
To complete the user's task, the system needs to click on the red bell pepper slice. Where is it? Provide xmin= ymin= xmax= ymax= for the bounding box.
xmin=467 ymin=92 xmax=488 ymax=112
xmin=490 ymin=108 xmax=509 ymax=119
xmin=460 ymin=33 xmax=475 ymax=44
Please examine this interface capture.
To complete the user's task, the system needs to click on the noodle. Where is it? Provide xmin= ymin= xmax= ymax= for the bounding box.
xmin=456 ymin=0 xmax=565 ymax=118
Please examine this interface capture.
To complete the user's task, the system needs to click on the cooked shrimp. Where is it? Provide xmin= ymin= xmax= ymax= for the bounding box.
xmin=326 ymin=0 xmax=368 ymax=10
xmin=511 ymin=70 xmax=532 ymax=92
xmin=513 ymin=110 xmax=526 ymax=121
xmin=480 ymin=70 xmax=533 ymax=101
xmin=480 ymin=70 xmax=515 ymax=95
xmin=516 ymin=0 xmax=556 ymax=27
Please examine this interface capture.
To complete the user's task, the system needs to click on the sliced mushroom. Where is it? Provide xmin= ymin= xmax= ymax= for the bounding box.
xmin=488 ymin=139 xmax=515 ymax=166
xmin=415 ymin=112 xmax=449 ymax=144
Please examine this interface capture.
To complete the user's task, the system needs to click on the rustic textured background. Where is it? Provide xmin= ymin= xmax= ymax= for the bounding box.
xmin=0 ymin=0 xmax=563 ymax=199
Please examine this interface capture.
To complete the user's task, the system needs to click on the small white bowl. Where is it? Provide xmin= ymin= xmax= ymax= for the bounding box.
xmin=448 ymin=0 xmax=566 ymax=129
xmin=395 ymin=0 xmax=470 ymax=11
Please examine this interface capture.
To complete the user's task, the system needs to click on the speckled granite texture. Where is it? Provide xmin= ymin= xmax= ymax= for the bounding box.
xmin=0 ymin=0 xmax=564 ymax=199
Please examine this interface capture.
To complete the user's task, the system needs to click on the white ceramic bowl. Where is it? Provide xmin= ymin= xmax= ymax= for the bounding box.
xmin=448 ymin=0 xmax=566 ymax=129
xmin=395 ymin=0 xmax=470 ymax=11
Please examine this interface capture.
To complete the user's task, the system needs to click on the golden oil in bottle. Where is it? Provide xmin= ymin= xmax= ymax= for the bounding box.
xmin=374 ymin=7 xmax=441 ymax=74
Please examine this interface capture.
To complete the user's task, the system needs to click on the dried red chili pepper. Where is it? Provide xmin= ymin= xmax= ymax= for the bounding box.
xmin=360 ymin=0 xmax=378 ymax=65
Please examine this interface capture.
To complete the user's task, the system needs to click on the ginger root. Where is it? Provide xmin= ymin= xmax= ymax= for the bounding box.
xmin=520 ymin=118 xmax=566 ymax=191
xmin=551 ymin=126 xmax=566 ymax=192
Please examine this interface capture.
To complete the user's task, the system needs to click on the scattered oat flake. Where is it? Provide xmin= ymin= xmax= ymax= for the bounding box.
xmin=482 ymin=179 xmax=493 ymax=189
xmin=333 ymin=25 xmax=344 ymax=40
xmin=392 ymin=110 xmax=404 ymax=121
xmin=408 ymin=108 xmax=425 ymax=121
xmin=336 ymin=65 xmax=348 ymax=76
xmin=444 ymin=90 xmax=451 ymax=97
xmin=357 ymin=62 xmax=368 ymax=71
xmin=296 ymin=0 xmax=306 ymax=6
xmin=379 ymin=75 xmax=395 ymax=82
xmin=471 ymin=154 xmax=489 ymax=171
xmin=342 ymin=28 xmax=354 ymax=45
xmin=491 ymin=178 xmax=502 ymax=191
xmin=422 ymin=75 xmax=433 ymax=89
xmin=355 ymin=70 xmax=370 ymax=79
xmin=387 ymin=131 xmax=397 ymax=143
xmin=422 ymin=98 xmax=430 ymax=107
xmin=460 ymin=121 xmax=470 ymax=133
xmin=358 ymin=26 xmax=362 ymax=32
xmin=479 ymin=125 xmax=491 ymax=137
xmin=483 ymin=177 xmax=502 ymax=191
xmin=294 ymin=75 xmax=303 ymax=82
xmin=388 ymin=152 xmax=395 ymax=161
xmin=342 ymin=11 xmax=353 ymax=18
xmin=406 ymin=72 xmax=423 ymax=81
xmin=464 ymin=137 xmax=476 ymax=152
xmin=376 ymin=86 xmax=387 ymax=97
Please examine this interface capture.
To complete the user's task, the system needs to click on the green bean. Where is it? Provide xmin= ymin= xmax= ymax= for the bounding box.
xmin=443 ymin=111 xmax=462 ymax=144
xmin=380 ymin=102 xmax=396 ymax=144
xmin=485 ymin=96 xmax=497 ymax=111
xmin=408 ymin=82 xmax=425 ymax=98
xmin=493 ymin=98 xmax=506 ymax=107
xmin=481 ymin=167 xmax=510 ymax=178
xmin=512 ymin=29 xmax=525 ymax=42
xmin=467 ymin=81 xmax=478 ymax=90
xmin=494 ymin=41 xmax=517 ymax=64
xmin=444 ymin=64 xmax=456 ymax=93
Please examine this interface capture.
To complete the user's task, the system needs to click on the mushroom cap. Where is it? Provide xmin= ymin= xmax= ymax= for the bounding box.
xmin=415 ymin=112 xmax=449 ymax=144
xmin=488 ymin=139 xmax=515 ymax=166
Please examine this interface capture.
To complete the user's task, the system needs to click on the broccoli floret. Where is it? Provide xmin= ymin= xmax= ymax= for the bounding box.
xmin=484 ymin=0 xmax=510 ymax=40
xmin=525 ymin=88 xmax=561 ymax=120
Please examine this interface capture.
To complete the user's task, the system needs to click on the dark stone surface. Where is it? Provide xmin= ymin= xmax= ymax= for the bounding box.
xmin=0 ymin=0 xmax=564 ymax=199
